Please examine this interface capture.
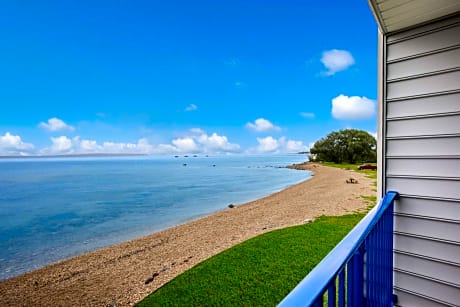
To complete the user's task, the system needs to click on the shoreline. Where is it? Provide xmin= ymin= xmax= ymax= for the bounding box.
xmin=0 ymin=162 xmax=374 ymax=306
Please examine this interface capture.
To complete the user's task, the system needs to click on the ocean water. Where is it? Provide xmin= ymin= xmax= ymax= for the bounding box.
xmin=0 ymin=154 xmax=310 ymax=280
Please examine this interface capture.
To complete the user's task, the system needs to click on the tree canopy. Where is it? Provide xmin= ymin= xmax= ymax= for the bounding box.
xmin=310 ymin=129 xmax=376 ymax=164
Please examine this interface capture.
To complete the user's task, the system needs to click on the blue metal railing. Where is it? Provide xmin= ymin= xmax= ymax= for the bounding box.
xmin=279 ymin=191 xmax=399 ymax=307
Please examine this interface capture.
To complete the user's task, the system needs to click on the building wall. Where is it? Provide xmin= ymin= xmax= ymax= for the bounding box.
xmin=381 ymin=14 xmax=460 ymax=306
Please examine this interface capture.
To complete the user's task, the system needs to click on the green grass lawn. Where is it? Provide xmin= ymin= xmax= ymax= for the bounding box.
xmin=322 ymin=162 xmax=377 ymax=180
xmin=136 ymin=213 xmax=364 ymax=307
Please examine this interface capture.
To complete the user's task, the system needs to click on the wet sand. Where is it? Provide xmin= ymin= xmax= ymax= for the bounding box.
xmin=0 ymin=163 xmax=374 ymax=306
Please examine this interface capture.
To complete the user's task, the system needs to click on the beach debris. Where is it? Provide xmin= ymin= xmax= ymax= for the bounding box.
xmin=144 ymin=276 xmax=154 ymax=285
xmin=107 ymin=302 xmax=117 ymax=307
xmin=161 ymin=265 xmax=169 ymax=272
xmin=262 ymin=226 xmax=268 ymax=230
xmin=346 ymin=178 xmax=358 ymax=184
xmin=228 ymin=204 xmax=235 ymax=208
xmin=303 ymin=218 xmax=314 ymax=224
xmin=183 ymin=256 xmax=193 ymax=263
xmin=144 ymin=272 xmax=160 ymax=285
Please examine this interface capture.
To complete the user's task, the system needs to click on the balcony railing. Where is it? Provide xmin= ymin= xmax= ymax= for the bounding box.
xmin=279 ymin=191 xmax=399 ymax=307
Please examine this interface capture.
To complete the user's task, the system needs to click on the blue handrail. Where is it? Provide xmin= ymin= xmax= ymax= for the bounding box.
xmin=278 ymin=191 xmax=399 ymax=307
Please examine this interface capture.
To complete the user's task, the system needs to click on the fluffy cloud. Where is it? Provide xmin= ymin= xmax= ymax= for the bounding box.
xmin=50 ymin=136 xmax=73 ymax=153
xmin=246 ymin=118 xmax=281 ymax=132
xmin=41 ymin=136 xmax=155 ymax=155
xmin=286 ymin=140 xmax=309 ymax=152
xmin=39 ymin=117 xmax=75 ymax=132
xmin=321 ymin=49 xmax=355 ymax=76
xmin=256 ymin=136 xmax=280 ymax=153
xmin=0 ymin=132 xmax=34 ymax=155
xmin=251 ymin=136 xmax=309 ymax=154
xmin=172 ymin=137 xmax=199 ymax=153
xmin=167 ymin=130 xmax=240 ymax=154
xmin=332 ymin=94 xmax=376 ymax=120
xmin=185 ymin=104 xmax=198 ymax=112
xmin=300 ymin=112 xmax=315 ymax=119
xmin=198 ymin=133 xmax=240 ymax=152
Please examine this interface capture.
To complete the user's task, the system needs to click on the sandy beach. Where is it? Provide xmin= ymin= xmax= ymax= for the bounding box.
xmin=0 ymin=163 xmax=374 ymax=306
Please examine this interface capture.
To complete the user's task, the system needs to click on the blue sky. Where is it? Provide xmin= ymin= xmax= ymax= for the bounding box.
xmin=0 ymin=0 xmax=378 ymax=156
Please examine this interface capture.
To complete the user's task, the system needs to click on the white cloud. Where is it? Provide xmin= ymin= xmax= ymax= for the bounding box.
xmin=167 ymin=131 xmax=240 ymax=154
xmin=197 ymin=132 xmax=240 ymax=153
xmin=300 ymin=112 xmax=315 ymax=119
xmin=40 ymin=136 xmax=155 ymax=155
xmin=332 ymin=94 xmax=376 ymax=120
xmin=256 ymin=136 xmax=280 ymax=153
xmin=39 ymin=117 xmax=75 ymax=132
xmin=250 ymin=136 xmax=309 ymax=154
xmin=172 ymin=137 xmax=199 ymax=153
xmin=0 ymin=132 xmax=34 ymax=155
xmin=49 ymin=136 xmax=73 ymax=153
xmin=321 ymin=49 xmax=355 ymax=76
xmin=80 ymin=139 xmax=98 ymax=151
xmin=185 ymin=104 xmax=198 ymax=112
xmin=286 ymin=140 xmax=308 ymax=152
xmin=246 ymin=118 xmax=281 ymax=132
xmin=93 ymin=138 xmax=154 ymax=154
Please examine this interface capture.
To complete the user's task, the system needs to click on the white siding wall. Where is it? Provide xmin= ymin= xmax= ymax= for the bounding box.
xmin=382 ymin=14 xmax=460 ymax=306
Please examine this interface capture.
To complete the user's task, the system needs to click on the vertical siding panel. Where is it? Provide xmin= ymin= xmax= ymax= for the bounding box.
xmin=384 ymin=14 xmax=460 ymax=305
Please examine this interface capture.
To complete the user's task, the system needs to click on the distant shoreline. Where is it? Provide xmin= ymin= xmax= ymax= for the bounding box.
xmin=0 ymin=162 xmax=373 ymax=306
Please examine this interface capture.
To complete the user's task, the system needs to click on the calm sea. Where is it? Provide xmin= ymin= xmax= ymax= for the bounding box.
xmin=0 ymin=154 xmax=310 ymax=280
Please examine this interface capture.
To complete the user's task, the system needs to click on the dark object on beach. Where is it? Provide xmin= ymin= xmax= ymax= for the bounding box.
xmin=346 ymin=178 xmax=358 ymax=184
xmin=145 ymin=272 xmax=160 ymax=285
xmin=358 ymin=164 xmax=377 ymax=170
xmin=144 ymin=276 xmax=154 ymax=285
xmin=228 ymin=204 xmax=235 ymax=208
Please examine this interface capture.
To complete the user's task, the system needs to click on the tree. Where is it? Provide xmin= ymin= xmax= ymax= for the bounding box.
xmin=310 ymin=129 xmax=376 ymax=164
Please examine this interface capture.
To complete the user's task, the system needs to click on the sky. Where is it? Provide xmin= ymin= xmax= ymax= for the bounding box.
xmin=0 ymin=0 xmax=379 ymax=156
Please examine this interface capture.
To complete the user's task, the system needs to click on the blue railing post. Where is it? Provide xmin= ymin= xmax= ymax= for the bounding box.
xmin=365 ymin=192 xmax=396 ymax=307
xmin=327 ymin=279 xmax=336 ymax=307
xmin=278 ymin=191 xmax=399 ymax=307
xmin=338 ymin=270 xmax=345 ymax=307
